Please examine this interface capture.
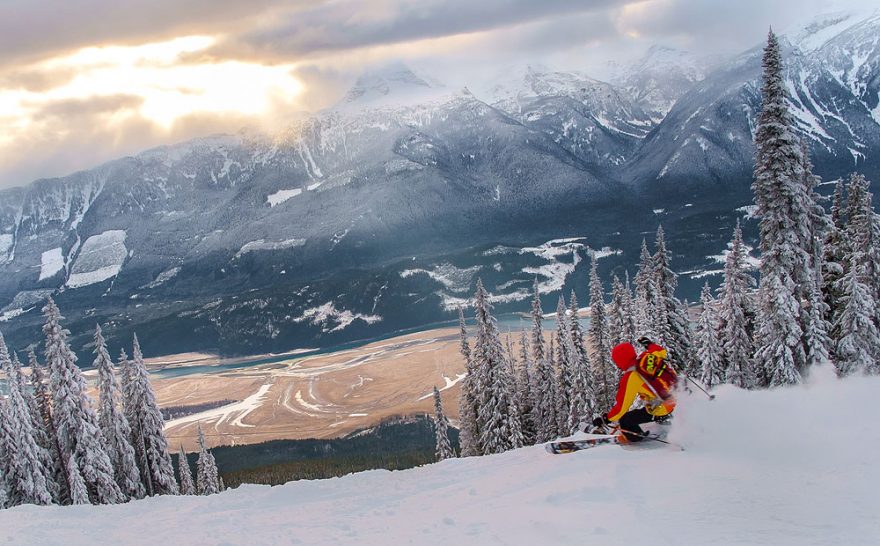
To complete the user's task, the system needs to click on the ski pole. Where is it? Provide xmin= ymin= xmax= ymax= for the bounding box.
xmin=618 ymin=427 xmax=686 ymax=451
xmin=685 ymin=374 xmax=715 ymax=400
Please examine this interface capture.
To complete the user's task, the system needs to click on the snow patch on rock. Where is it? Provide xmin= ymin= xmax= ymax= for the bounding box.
xmin=235 ymin=238 xmax=306 ymax=258
xmin=66 ymin=230 xmax=127 ymax=288
xmin=39 ymin=247 xmax=65 ymax=281
xmin=267 ymin=188 xmax=303 ymax=207
xmin=294 ymin=302 xmax=382 ymax=333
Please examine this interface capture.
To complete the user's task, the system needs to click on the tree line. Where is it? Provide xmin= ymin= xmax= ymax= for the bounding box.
xmin=0 ymin=298 xmax=222 ymax=509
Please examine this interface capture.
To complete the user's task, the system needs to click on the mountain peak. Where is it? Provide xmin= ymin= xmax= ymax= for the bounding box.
xmin=333 ymin=63 xmax=446 ymax=112
xmin=786 ymin=8 xmax=880 ymax=51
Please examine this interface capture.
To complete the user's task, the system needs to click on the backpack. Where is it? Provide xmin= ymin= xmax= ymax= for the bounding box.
xmin=636 ymin=349 xmax=678 ymax=400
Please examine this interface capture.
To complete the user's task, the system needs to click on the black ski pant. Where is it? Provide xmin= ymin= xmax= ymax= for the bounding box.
xmin=618 ymin=408 xmax=654 ymax=442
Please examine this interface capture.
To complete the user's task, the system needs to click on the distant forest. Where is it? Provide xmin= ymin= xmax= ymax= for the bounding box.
xmin=172 ymin=416 xmax=460 ymax=488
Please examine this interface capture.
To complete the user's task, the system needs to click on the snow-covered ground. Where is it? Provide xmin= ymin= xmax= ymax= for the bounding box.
xmin=3 ymin=371 xmax=877 ymax=545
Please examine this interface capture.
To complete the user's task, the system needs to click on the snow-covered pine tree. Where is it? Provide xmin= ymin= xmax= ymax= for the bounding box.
xmin=824 ymin=179 xmax=848 ymax=341
xmin=696 ymin=284 xmax=725 ymax=389
xmin=66 ymin=456 xmax=90 ymax=505
xmin=516 ymin=329 xmax=537 ymax=445
xmin=718 ymin=221 xmax=757 ymax=389
xmin=177 ymin=445 xmax=195 ymax=495
xmin=456 ymin=306 xmax=478 ymax=457
xmin=608 ymin=275 xmax=630 ymax=346
xmin=633 ymin=240 xmax=658 ymax=341
xmin=432 ymin=386 xmax=455 ymax=461
xmin=94 ymin=326 xmax=145 ymax=500
xmin=553 ymin=296 xmax=572 ymax=436
xmin=472 ymin=279 xmax=524 ymax=454
xmin=529 ymin=279 xmax=557 ymax=443
xmin=751 ymin=31 xmax=815 ymax=386
xmin=652 ymin=226 xmax=697 ymax=375
xmin=844 ymin=174 xmax=880 ymax=310
xmin=0 ymin=468 xmax=7 ymax=510
xmin=532 ymin=343 xmax=558 ymax=443
xmin=128 ymin=334 xmax=179 ymax=495
xmin=43 ymin=298 xmax=124 ymax=505
xmin=196 ymin=425 xmax=220 ymax=495
xmin=0 ymin=392 xmax=16 ymax=507
xmin=834 ymin=254 xmax=880 ymax=376
xmin=566 ymin=292 xmax=594 ymax=434
xmin=588 ymin=259 xmax=615 ymax=411
xmin=27 ymin=349 xmax=66 ymax=504
xmin=0 ymin=338 xmax=53 ymax=506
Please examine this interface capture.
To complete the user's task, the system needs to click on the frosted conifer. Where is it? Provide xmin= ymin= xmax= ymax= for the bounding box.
xmin=589 ymin=259 xmax=615 ymax=411
xmin=196 ymin=425 xmax=220 ymax=495
xmin=634 ymin=239 xmax=658 ymax=340
xmin=567 ymin=292 xmax=593 ymax=434
xmin=128 ymin=334 xmax=179 ymax=495
xmin=94 ymin=326 xmax=145 ymax=500
xmin=456 ymin=307 xmax=478 ymax=457
xmin=553 ymin=296 xmax=572 ymax=436
xmin=472 ymin=279 xmax=523 ymax=453
xmin=752 ymin=31 xmax=814 ymax=386
xmin=835 ymin=256 xmax=880 ymax=376
xmin=66 ymin=457 xmax=90 ymax=505
xmin=0 ymin=338 xmax=53 ymax=506
xmin=516 ymin=329 xmax=536 ymax=445
xmin=43 ymin=298 xmax=123 ymax=505
xmin=696 ymin=285 xmax=725 ymax=388
xmin=27 ymin=349 xmax=66 ymax=503
xmin=718 ymin=222 xmax=757 ymax=388
xmin=432 ymin=387 xmax=455 ymax=461
xmin=177 ymin=445 xmax=195 ymax=495
xmin=653 ymin=226 xmax=697 ymax=375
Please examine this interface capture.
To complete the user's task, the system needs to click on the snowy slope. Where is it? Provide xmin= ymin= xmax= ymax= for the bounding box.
xmin=2 ymin=372 xmax=876 ymax=545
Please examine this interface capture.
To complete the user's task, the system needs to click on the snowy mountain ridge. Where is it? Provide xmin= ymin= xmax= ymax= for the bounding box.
xmin=0 ymin=12 xmax=879 ymax=355
xmin=1 ymin=372 xmax=876 ymax=545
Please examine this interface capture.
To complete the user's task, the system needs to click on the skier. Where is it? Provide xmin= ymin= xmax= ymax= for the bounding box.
xmin=591 ymin=337 xmax=678 ymax=442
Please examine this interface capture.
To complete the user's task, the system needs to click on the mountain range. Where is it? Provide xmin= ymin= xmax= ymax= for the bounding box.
xmin=0 ymin=9 xmax=878 ymax=357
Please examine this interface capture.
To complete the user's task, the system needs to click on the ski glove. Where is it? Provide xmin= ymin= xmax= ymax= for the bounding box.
xmin=592 ymin=416 xmax=607 ymax=427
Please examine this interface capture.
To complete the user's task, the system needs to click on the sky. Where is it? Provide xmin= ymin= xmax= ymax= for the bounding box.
xmin=0 ymin=0 xmax=873 ymax=189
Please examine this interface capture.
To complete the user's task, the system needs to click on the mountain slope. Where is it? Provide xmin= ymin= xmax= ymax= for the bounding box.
xmin=2 ymin=372 xmax=875 ymax=545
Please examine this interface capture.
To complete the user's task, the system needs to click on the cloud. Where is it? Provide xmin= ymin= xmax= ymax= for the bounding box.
xmin=222 ymin=0 xmax=626 ymax=60
xmin=0 ymin=0 xmax=875 ymax=189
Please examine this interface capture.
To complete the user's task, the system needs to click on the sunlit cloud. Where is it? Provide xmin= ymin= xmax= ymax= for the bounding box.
xmin=3 ymin=35 xmax=303 ymax=130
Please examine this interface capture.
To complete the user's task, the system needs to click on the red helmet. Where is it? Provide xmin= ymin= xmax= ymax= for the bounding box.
xmin=611 ymin=342 xmax=637 ymax=370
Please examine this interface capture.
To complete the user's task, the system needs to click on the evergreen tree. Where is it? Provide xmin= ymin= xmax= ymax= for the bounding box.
xmin=127 ymin=334 xmax=179 ymax=495
xmin=532 ymin=341 xmax=558 ymax=443
xmin=823 ymin=179 xmax=848 ymax=351
xmin=27 ymin=349 xmax=66 ymax=504
xmin=472 ymin=279 xmax=524 ymax=453
xmin=696 ymin=284 xmax=725 ymax=389
xmin=588 ymin=259 xmax=615 ymax=411
xmin=515 ymin=329 xmax=537 ymax=445
xmin=432 ymin=387 xmax=455 ymax=461
xmin=835 ymin=254 xmax=880 ymax=376
xmin=718 ymin=222 xmax=757 ymax=388
xmin=567 ymin=292 xmax=594 ymax=433
xmin=94 ymin=326 xmax=145 ymax=500
xmin=634 ymin=239 xmax=658 ymax=340
xmin=43 ymin=298 xmax=123 ymax=505
xmin=530 ymin=278 xmax=546 ymax=367
xmin=608 ymin=274 xmax=634 ymax=346
xmin=0 ymin=338 xmax=53 ymax=506
xmin=66 ymin=457 xmax=90 ymax=505
xmin=196 ymin=425 xmax=220 ymax=495
xmin=456 ymin=307 xmax=478 ymax=457
xmin=653 ymin=226 xmax=697 ymax=375
xmin=553 ymin=296 xmax=572 ymax=436
xmin=751 ymin=31 xmax=814 ymax=386
xmin=177 ymin=445 xmax=196 ymax=495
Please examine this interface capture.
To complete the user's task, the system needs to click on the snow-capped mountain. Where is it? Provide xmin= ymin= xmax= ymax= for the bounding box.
xmin=609 ymin=45 xmax=711 ymax=123
xmin=627 ymin=8 xmax=880 ymax=194
xmin=0 ymin=10 xmax=878 ymax=357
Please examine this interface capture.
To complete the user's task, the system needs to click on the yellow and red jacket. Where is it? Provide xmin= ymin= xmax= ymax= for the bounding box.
xmin=606 ymin=346 xmax=676 ymax=422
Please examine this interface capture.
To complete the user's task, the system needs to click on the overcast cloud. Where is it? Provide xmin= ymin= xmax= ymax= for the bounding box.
xmin=0 ymin=0 xmax=875 ymax=189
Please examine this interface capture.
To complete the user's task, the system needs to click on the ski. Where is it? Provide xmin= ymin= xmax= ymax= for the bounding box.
xmin=544 ymin=436 xmax=619 ymax=454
